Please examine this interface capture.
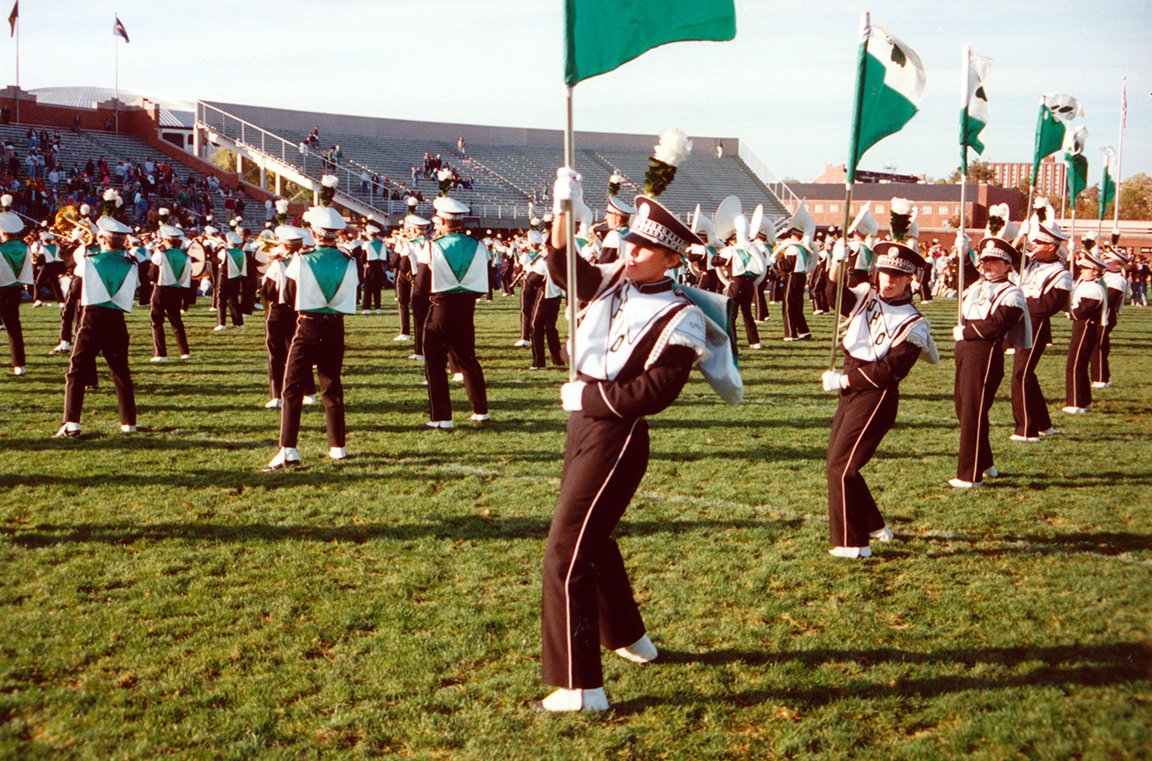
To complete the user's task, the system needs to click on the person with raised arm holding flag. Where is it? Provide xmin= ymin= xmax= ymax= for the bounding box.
xmin=535 ymin=130 xmax=741 ymax=712
xmin=822 ymin=210 xmax=937 ymax=558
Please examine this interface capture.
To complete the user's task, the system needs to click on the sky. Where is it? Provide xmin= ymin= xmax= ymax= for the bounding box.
xmin=7 ymin=1 xmax=1151 ymax=186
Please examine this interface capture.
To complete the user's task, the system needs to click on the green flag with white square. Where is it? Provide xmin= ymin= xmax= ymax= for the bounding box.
xmin=1032 ymin=93 xmax=1083 ymax=186
xmin=1063 ymin=126 xmax=1088 ymax=202
xmin=960 ymin=47 xmax=991 ymax=175
xmin=847 ymin=14 xmax=925 ymax=183
xmin=1099 ymin=146 xmax=1118 ymax=220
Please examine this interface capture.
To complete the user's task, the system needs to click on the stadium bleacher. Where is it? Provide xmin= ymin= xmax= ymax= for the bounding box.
xmin=198 ymin=101 xmax=793 ymax=229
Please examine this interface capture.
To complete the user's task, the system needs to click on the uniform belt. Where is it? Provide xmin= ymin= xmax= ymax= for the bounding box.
xmin=300 ymin=312 xmax=345 ymax=321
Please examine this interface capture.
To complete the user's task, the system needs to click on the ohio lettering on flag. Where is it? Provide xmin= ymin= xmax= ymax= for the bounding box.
xmin=564 ymin=0 xmax=735 ymax=86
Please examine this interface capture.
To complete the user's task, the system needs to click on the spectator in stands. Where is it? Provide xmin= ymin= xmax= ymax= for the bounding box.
xmin=360 ymin=171 xmax=370 ymax=195
xmin=457 ymin=136 xmax=467 ymax=157
xmin=72 ymin=116 xmax=82 ymax=134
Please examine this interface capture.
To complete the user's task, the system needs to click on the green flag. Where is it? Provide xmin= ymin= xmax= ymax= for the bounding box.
xmin=564 ymin=0 xmax=736 ymax=86
xmin=960 ymin=46 xmax=991 ymax=175
xmin=1031 ymin=93 xmax=1082 ymax=187
xmin=1099 ymin=146 xmax=1117 ymax=220
xmin=847 ymin=13 xmax=925 ymax=184
xmin=1064 ymin=126 xmax=1088 ymax=202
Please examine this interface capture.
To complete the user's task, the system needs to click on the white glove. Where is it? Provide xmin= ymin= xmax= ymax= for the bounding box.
xmin=954 ymin=233 xmax=969 ymax=252
xmin=831 ymin=240 xmax=848 ymax=264
xmin=821 ymin=369 xmax=845 ymax=393
xmin=560 ymin=381 xmax=586 ymax=412
xmin=553 ymin=168 xmax=583 ymax=216
xmin=952 ymin=325 xmax=965 ymax=342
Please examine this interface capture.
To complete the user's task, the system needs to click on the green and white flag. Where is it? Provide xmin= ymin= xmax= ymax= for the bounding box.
xmin=847 ymin=13 xmax=926 ymax=183
xmin=1099 ymin=146 xmax=1118 ymax=220
xmin=1063 ymin=126 xmax=1088 ymax=202
xmin=1032 ymin=93 xmax=1083 ymax=186
xmin=563 ymin=0 xmax=736 ymax=86
xmin=960 ymin=46 xmax=991 ymax=174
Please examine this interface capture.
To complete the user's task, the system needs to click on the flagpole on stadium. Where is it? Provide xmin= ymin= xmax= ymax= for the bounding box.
xmin=563 ymin=85 xmax=578 ymax=383
xmin=828 ymin=11 xmax=870 ymax=371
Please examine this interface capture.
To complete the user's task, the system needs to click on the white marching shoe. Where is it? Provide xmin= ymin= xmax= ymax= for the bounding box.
xmin=49 ymin=341 xmax=72 ymax=354
xmin=452 ymin=372 xmax=464 ymax=382
xmin=264 ymin=398 xmax=282 ymax=409
xmin=13 ymin=366 xmax=25 ymax=376
xmin=149 ymin=356 xmax=169 ymax=363
xmin=1062 ymin=406 xmax=1087 ymax=415
xmin=1039 ymin=427 xmax=1057 ymax=436
xmin=263 ymin=447 xmax=301 ymax=472
xmin=533 ymin=687 xmax=609 ymax=713
xmin=513 ymin=339 xmax=530 ymax=347
xmin=53 ymin=422 xmax=81 ymax=438
xmin=394 ymin=334 xmax=411 ymax=342
xmin=302 ymin=395 xmax=317 ymax=406
xmin=469 ymin=413 xmax=490 ymax=422
xmin=869 ymin=525 xmax=894 ymax=543
xmin=983 ymin=466 xmax=1000 ymax=478
xmin=615 ymin=634 xmax=658 ymax=664
xmin=828 ymin=546 xmax=872 ymax=558
xmin=120 ymin=424 xmax=137 ymax=434
xmin=948 ymin=478 xmax=980 ymax=489
xmin=1009 ymin=434 xmax=1040 ymax=442
xmin=328 ymin=447 xmax=347 ymax=460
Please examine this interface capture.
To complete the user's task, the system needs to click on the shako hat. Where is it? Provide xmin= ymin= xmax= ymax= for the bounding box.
xmin=432 ymin=196 xmax=470 ymax=221
xmin=872 ymin=241 xmax=926 ymax=275
xmin=225 ymin=231 xmax=244 ymax=246
xmin=275 ymin=225 xmax=304 ymax=243
xmin=976 ymin=236 xmax=1021 ymax=270
xmin=96 ymin=215 xmax=132 ymax=235
xmin=158 ymin=224 xmax=185 ymax=240
xmin=607 ymin=194 xmax=636 ymax=216
xmin=620 ymin=195 xmax=701 ymax=256
xmin=1077 ymin=248 xmax=1107 ymax=270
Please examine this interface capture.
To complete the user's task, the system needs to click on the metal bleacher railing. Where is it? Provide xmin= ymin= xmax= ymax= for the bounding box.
xmin=196 ymin=102 xmax=550 ymax=224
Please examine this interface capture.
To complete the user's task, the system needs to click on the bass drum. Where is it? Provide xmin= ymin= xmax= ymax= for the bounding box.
xmin=187 ymin=241 xmax=207 ymax=277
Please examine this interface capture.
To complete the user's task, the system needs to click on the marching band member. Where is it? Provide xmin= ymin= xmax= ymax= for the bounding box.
xmin=360 ymin=221 xmax=388 ymax=314
xmin=1064 ymin=247 xmax=1108 ymax=415
xmin=776 ymin=204 xmax=815 ymax=341
xmin=0 ymin=196 xmax=31 ymax=375
xmin=55 ymin=192 xmax=138 ymax=437
xmin=822 ymin=235 xmax=937 ymax=557
xmin=950 ymin=237 xmax=1029 ymax=488
xmin=215 ymin=230 xmax=248 ymax=331
xmin=716 ymin=212 xmax=764 ymax=349
xmin=835 ymin=204 xmax=879 ymax=289
xmin=596 ymin=178 xmax=633 ymax=265
xmin=1090 ymin=237 xmax=1129 ymax=389
xmin=536 ymin=165 xmax=742 ymax=712
xmin=264 ymin=177 xmax=357 ymax=471
xmin=1009 ymin=217 xmax=1071 ymax=441
xmin=407 ymin=214 xmax=434 ymax=361
xmin=422 ymin=196 xmax=490 ymax=428
xmin=261 ymin=225 xmax=317 ymax=410
xmin=515 ymin=219 xmax=544 ymax=348
xmin=148 ymin=225 xmax=193 ymax=362
xmin=32 ymin=228 xmax=65 ymax=306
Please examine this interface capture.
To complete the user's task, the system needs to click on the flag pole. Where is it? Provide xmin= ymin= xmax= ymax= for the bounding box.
xmin=1112 ymin=76 xmax=1126 ymax=231
xmin=563 ymin=84 xmax=578 ymax=383
xmin=828 ymin=11 xmax=870 ymax=372
xmin=956 ymin=45 xmax=971 ymax=326
xmin=114 ymin=27 xmax=120 ymax=133
xmin=1026 ymin=96 xmax=1045 ymax=226
xmin=13 ymin=5 xmax=18 ymax=124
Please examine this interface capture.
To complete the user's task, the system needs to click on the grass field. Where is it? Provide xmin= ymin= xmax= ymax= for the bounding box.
xmin=1 ymin=291 xmax=1149 ymax=759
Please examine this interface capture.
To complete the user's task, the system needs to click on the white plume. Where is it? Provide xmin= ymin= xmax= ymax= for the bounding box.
xmin=653 ymin=128 xmax=692 ymax=168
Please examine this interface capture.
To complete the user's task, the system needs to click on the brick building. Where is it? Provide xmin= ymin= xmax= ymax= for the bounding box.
xmin=786 ymin=182 xmax=1024 ymax=234
xmin=983 ymin=156 xmax=1066 ymax=197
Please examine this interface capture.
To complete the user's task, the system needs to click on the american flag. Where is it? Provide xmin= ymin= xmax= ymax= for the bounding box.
xmin=1121 ymin=78 xmax=1127 ymax=129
